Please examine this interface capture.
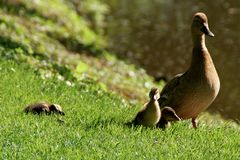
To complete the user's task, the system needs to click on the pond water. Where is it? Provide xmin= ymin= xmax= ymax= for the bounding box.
xmin=106 ymin=0 xmax=240 ymax=122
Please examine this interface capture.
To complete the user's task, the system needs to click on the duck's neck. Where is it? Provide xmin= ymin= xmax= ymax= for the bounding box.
xmin=149 ymin=99 xmax=157 ymax=104
xmin=149 ymin=99 xmax=159 ymax=108
xmin=189 ymin=34 xmax=214 ymax=74
xmin=192 ymin=34 xmax=206 ymax=49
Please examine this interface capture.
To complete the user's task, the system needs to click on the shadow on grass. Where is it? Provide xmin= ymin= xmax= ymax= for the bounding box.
xmin=84 ymin=117 xmax=128 ymax=130
xmin=0 ymin=36 xmax=76 ymax=81
xmin=0 ymin=36 xmax=48 ymax=60
xmin=54 ymin=36 xmax=105 ymax=57
xmin=0 ymin=36 xmax=29 ymax=52
xmin=83 ymin=117 xmax=165 ymax=131
xmin=0 ymin=1 xmax=105 ymax=57
xmin=0 ymin=1 xmax=49 ymax=20
xmin=0 ymin=0 xmax=122 ymax=59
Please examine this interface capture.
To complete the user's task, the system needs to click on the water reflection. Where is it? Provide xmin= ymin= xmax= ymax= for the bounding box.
xmin=106 ymin=0 xmax=240 ymax=121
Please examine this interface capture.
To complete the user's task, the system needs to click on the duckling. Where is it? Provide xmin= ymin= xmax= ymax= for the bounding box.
xmin=24 ymin=103 xmax=50 ymax=115
xmin=133 ymin=87 xmax=161 ymax=127
xmin=49 ymin=104 xmax=65 ymax=115
xmin=156 ymin=107 xmax=181 ymax=129
xmin=157 ymin=12 xmax=220 ymax=129
xmin=24 ymin=103 xmax=65 ymax=115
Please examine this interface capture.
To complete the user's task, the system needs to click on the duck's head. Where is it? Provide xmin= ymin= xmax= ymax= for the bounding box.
xmin=191 ymin=12 xmax=214 ymax=37
xmin=149 ymin=87 xmax=160 ymax=101
xmin=49 ymin=104 xmax=65 ymax=115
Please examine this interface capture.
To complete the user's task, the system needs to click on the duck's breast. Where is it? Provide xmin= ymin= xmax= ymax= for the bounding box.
xmin=175 ymin=72 xmax=220 ymax=119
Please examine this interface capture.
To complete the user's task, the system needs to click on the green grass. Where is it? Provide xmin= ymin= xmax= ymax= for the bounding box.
xmin=0 ymin=58 xmax=239 ymax=160
xmin=0 ymin=0 xmax=163 ymax=104
xmin=0 ymin=1 xmax=239 ymax=159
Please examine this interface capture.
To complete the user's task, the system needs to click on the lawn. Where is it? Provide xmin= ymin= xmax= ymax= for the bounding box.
xmin=0 ymin=59 xmax=239 ymax=160
xmin=0 ymin=0 xmax=239 ymax=159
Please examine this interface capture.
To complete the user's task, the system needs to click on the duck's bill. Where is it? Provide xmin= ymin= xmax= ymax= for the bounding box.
xmin=59 ymin=111 xmax=65 ymax=115
xmin=201 ymin=24 xmax=214 ymax=37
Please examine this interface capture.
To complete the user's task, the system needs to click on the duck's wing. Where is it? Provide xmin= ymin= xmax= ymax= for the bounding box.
xmin=158 ymin=73 xmax=184 ymax=107
xmin=25 ymin=103 xmax=49 ymax=114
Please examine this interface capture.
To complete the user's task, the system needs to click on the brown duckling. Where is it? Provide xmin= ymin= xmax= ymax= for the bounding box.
xmin=156 ymin=107 xmax=181 ymax=129
xmin=48 ymin=104 xmax=65 ymax=115
xmin=133 ymin=87 xmax=161 ymax=127
xmin=24 ymin=103 xmax=50 ymax=115
xmin=157 ymin=12 xmax=220 ymax=128
xmin=24 ymin=102 xmax=65 ymax=115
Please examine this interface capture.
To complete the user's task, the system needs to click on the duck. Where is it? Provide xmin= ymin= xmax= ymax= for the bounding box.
xmin=156 ymin=106 xmax=181 ymax=129
xmin=48 ymin=104 xmax=65 ymax=115
xmin=157 ymin=12 xmax=220 ymax=128
xmin=132 ymin=87 xmax=161 ymax=127
xmin=24 ymin=102 xmax=65 ymax=115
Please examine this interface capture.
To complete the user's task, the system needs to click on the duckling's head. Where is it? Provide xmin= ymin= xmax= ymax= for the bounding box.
xmin=149 ymin=87 xmax=160 ymax=100
xmin=192 ymin=12 xmax=214 ymax=37
xmin=49 ymin=104 xmax=65 ymax=115
xmin=161 ymin=107 xmax=181 ymax=121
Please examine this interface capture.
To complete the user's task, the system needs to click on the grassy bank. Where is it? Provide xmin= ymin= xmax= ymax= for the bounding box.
xmin=0 ymin=59 xmax=239 ymax=160
xmin=0 ymin=0 xmax=162 ymax=104
xmin=0 ymin=0 xmax=239 ymax=159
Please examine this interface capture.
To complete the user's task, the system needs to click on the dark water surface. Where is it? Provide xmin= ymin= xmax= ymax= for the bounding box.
xmin=106 ymin=0 xmax=240 ymax=121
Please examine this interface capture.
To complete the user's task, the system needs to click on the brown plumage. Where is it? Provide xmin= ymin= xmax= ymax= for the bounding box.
xmin=48 ymin=104 xmax=65 ymax=115
xmin=156 ymin=107 xmax=181 ymax=129
xmin=24 ymin=102 xmax=65 ymax=115
xmin=133 ymin=87 xmax=161 ymax=127
xmin=157 ymin=12 xmax=220 ymax=128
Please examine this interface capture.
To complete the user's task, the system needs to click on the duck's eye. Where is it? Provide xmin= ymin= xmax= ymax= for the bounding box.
xmin=194 ymin=18 xmax=200 ymax=23
xmin=194 ymin=17 xmax=204 ymax=24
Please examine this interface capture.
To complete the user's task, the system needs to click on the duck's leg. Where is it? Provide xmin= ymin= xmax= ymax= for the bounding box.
xmin=191 ymin=117 xmax=198 ymax=129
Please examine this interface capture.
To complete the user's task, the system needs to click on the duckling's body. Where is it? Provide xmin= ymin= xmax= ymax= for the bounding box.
xmin=24 ymin=103 xmax=50 ymax=115
xmin=134 ymin=100 xmax=161 ymax=127
xmin=133 ymin=88 xmax=161 ymax=127
xmin=158 ymin=12 xmax=220 ymax=128
xmin=24 ymin=103 xmax=65 ymax=115
xmin=157 ymin=107 xmax=181 ymax=129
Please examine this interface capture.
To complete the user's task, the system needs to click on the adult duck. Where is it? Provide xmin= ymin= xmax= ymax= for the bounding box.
xmin=157 ymin=12 xmax=220 ymax=128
